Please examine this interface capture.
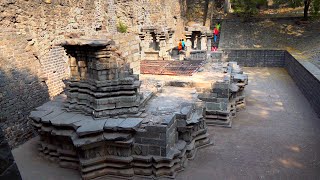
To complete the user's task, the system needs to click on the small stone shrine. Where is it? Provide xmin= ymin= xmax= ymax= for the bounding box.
xmin=29 ymin=38 xmax=211 ymax=179
xmin=198 ymin=62 xmax=248 ymax=127
xmin=139 ymin=26 xmax=175 ymax=60
xmin=185 ymin=24 xmax=213 ymax=56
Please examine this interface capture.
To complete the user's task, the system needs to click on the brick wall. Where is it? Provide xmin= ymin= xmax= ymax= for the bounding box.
xmin=41 ymin=46 xmax=69 ymax=97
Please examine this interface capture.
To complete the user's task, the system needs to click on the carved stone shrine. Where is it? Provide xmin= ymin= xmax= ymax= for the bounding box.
xmin=185 ymin=24 xmax=213 ymax=56
xmin=139 ymin=26 xmax=175 ymax=60
xmin=29 ymin=38 xmax=211 ymax=179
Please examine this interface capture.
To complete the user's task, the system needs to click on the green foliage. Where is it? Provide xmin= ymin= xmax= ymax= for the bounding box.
xmin=231 ymin=0 xmax=267 ymax=20
xmin=232 ymin=0 xmax=320 ymax=20
xmin=117 ymin=21 xmax=128 ymax=33
xmin=311 ymin=0 xmax=320 ymax=15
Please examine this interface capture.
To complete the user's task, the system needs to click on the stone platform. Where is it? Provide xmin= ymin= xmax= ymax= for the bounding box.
xmin=29 ymin=87 xmax=211 ymax=179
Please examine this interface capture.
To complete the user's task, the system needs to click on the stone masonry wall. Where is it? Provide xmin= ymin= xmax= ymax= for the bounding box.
xmin=285 ymin=52 xmax=320 ymax=118
xmin=0 ymin=28 xmax=50 ymax=147
xmin=0 ymin=0 xmax=103 ymax=147
xmin=110 ymin=34 xmax=141 ymax=74
xmin=222 ymin=49 xmax=285 ymax=67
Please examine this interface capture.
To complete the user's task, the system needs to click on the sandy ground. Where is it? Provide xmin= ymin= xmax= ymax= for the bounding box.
xmin=13 ymin=68 xmax=320 ymax=180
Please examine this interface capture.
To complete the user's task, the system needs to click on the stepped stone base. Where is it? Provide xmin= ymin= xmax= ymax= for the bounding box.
xmin=30 ymin=88 xmax=212 ymax=179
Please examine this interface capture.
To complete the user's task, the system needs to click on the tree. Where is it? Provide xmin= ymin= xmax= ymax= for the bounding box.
xmin=274 ymin=0 xmax=320 ymax=20
xmin=231 ymin=0 xmax=267 ymax=20
xmin=231 ymin=0 xmax=320 ymax=20
xmin=225 ymin=0 xmax=232 ymax=13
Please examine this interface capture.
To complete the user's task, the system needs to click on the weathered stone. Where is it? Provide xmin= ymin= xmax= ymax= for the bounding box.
xmin=28 ymin=36 xmax=212 ymax=180
xmin=76 ymin=119 xmax=106 ymax=137
xmin=199 ymin=62 xmax=248 ymax=127
xmin=0 ymin=127 xmax=21 ymax=179
xmin=118 ymin=118 xmax=143 ymax=130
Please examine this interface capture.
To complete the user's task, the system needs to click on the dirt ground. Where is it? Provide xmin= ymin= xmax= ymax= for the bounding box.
xmin=12 ymin=67 xmax=320 ymax=180
xmin=219 ymin=18 xmax=320 ymax=68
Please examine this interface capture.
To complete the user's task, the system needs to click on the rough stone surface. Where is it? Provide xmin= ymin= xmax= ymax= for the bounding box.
xmin=0 ymin=126 xmax=22 ymax=179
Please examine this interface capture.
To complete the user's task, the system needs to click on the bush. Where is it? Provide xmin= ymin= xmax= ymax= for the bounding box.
xmin=117 ymin=21 xmax=128 ymax=33
xmin=231 ymin=0 xmax=266 ymax=21
xmin=311 ymin=0 xmax=320 ymax=16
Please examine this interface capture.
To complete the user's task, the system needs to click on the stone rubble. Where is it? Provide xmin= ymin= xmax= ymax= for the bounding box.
xmin=198 ymin=62 xmax=248 ymax=127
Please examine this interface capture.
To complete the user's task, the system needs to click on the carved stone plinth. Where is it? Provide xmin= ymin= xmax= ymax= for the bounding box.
xmin=30 ymin=38 xmax=211 ymax=179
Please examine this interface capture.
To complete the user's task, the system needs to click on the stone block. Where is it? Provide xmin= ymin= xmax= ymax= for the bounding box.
xmin=141 ymin=138 xmax=166 ymax=147
xmin=145 ymin=125 xmax=167 ymax=133
xmin=118 ymin=118 xmax=143 ymax=130
xmin=104 ymin=118 xmax=126 ymax=130
xmin=148 ymin=146 xmax=160 ymax=156
xmin=135 ymin=130 xmax=160 ymax=139
xmin=76 ymin=118 xmax=104 ymax=137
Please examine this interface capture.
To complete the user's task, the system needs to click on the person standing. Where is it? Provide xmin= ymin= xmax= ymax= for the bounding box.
xmin=178 ymin=39 xmax=182 ymax=52
xmin=181 ymin=39 xmax=186 ymax=50
xmin=213 ymin=27 xmax=219 ymax=42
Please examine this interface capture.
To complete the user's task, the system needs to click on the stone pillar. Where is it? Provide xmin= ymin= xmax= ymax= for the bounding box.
xmin=107 ymin=0 xmax=117 ymax=33
xmin=185 ymin=32 xmax=192 ymax=57
xmin=159 ymin=36 xmax=167 ymax=59
xmin=201 ymin=34 xmax=207 ymax=51
xmin=168 ymin=33 xmax=174 ymax=50
xmin=207 ymin=38 xmax=212 ymax=52
xmin=139 ymin=33 xmax=146 ymax=60
xmin=0 ymin=127 xmax=22 ymax=180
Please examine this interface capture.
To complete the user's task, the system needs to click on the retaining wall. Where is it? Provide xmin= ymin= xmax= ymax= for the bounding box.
xmin=222 ymin=49 xmax=285 ymax=67
xmin=284 ymin=52 xmax=320 ymax=118
xmin=222 ymin=49 xmax=320 ymax=118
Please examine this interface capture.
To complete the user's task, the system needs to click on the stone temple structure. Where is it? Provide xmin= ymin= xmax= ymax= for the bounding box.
xmin=139 ymin=26 xmax=175 ymax=60
xmin=198 ymin=62 xmax=248 ymax=127
xmin=185 ymin=24 xmax=213 ymax=55
xmin=29 ymin=38 xmax=211 ymax=179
